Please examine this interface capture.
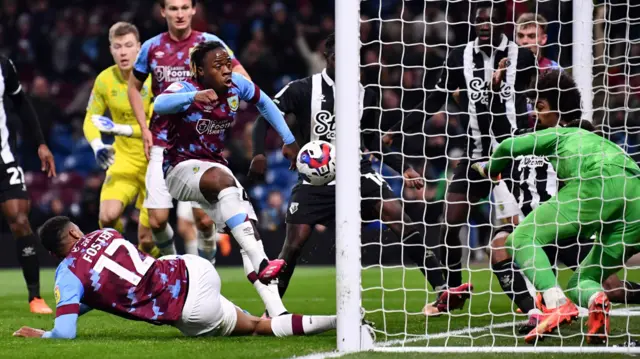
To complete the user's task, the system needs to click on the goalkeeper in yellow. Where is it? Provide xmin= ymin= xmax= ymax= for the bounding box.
xmin=83 ymin=22 xmax=158 ymax=256
xmin=474 ymin=70 xmax=640 ymax=344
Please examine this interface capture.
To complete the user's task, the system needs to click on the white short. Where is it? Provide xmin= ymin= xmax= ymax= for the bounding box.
xmin=176 ymin=201 xmax=203 ymax=222
xmin=492 ymin=180 xmax=524 ymax=221
xmin=165 ymin=159 xmax=257 ymax=228
xmin=143 ymin=146 xmax=174 ymax=209
xmin=173 ymin=254 xmax=238 ymax=337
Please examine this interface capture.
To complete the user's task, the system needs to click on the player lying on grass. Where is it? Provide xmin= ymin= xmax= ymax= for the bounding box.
xmin=152 ymin=40 xmax=299 ymax=316
xmin=13 ymin=216 xmax=336 ymax=339
xmin=487 ymin=69 xmax=640 ymax=335
xmin=473 ymin=69 xmax=640 ymax=344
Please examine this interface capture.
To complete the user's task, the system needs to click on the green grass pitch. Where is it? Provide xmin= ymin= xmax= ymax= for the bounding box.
xmin=0 ymin=266 xmax=638 ymax=359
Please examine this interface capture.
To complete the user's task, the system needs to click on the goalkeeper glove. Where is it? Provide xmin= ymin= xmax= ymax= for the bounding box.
xmin=91 ymin=115 xmax=134 ymax=137
xmin=89 ymin=139 xmax=115 ymax=170
xmin=471 ymin=161 xmax=501 ymax=182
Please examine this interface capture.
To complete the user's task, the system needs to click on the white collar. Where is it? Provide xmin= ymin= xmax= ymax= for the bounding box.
xmin=321 ymin=68 xmax=334 ymax=87
xmin=474 ymin=34 xmax=508 ymax=54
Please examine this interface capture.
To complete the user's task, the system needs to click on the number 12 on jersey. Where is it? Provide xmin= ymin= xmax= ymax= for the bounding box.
xmin=93 ymin=239 xmax=155 ymax=286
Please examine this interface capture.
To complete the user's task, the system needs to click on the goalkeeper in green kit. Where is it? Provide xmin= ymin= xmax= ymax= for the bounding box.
xmin=473 ymin=69 xmax=640 ymax=344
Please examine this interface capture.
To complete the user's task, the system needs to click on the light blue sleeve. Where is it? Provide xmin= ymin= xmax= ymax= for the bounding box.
xmin=42 ymin=264 xmax=84 ymax=339
xmin=203 ymin=33 xmax=237 ymax=60
xmin=233 ymin=73 xmax=295 ymax=145
xmin=154 ymin=81 xmax=198 ymax=115
xmin=133 ymin=37 xmax=155 ymax=74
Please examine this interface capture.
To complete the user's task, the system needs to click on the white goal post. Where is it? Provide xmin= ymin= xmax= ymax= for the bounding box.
xmin=335 ymin=0 xmax=640 ymax=354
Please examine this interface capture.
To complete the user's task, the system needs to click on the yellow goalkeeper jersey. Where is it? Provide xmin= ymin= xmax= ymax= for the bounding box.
xmin=83 ymin=65 xmax=153 ymax=169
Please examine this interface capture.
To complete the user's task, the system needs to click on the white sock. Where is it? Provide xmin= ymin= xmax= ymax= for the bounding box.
xmin=153 ymin=224 xmax=176 ymax=256
xmin=542 ymin=287 xmax=567 ymax=309
xmin=184 ymin=238 xmax=198 ymax=255
xmin=527 ymin=308 xmax=543 ymax=317
xmin=241 ymin=248 xmax=288 ymax=316
xmin=197 ymin=228 xmax=217 ymax=263
xmin=218 ymin=187 xmax=267 ymax=271
xmin=270 ymin=314 xmax=336 ymax=337
xmin=588 ymin=292 xmax=602 ymax=308
xmin=523 ymin=275 xmax=537 ymax=299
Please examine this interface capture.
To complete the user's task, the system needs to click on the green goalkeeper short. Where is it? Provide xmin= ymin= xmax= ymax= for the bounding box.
xmin=509 ymin=166 xmax=640 ymax=272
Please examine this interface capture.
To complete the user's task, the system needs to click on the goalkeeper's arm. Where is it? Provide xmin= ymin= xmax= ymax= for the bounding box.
xmin=487 ymin=129 xmax=558 ymax=177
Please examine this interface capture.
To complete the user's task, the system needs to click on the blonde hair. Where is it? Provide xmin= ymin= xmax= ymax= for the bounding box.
xmin=108 ymin=22 xmax=140 ymax=43
xmin=516 ymin=13 xmax=548 ymax=34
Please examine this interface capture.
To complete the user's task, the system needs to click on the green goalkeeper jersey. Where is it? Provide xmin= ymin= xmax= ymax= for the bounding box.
xmin=487 ymin=127 xmax=640 ymax=181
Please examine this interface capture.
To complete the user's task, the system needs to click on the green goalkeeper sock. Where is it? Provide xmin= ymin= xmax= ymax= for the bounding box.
xmin=506 ymin=234 xmax=558 ymax=294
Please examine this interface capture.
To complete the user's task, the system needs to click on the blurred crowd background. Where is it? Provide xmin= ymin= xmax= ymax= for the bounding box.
xmin=0 ymin=0 xmax=638 ymax=263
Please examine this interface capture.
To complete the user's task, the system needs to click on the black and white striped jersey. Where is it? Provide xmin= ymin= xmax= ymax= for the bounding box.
xmin=515 ymin=154 xmax=557 ymax=216
xmin=0 ymin=56 xmax=23 ymax=164
xmin=266 ymin=68 xmax=408 ymax=176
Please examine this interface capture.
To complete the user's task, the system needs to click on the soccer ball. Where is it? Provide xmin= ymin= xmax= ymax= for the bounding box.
xmin=296 ymin=140 xmax=336 ymax=186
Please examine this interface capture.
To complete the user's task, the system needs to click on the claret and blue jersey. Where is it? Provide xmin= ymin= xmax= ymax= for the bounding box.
xmin=132 ymin=31 xmax=240 ymax=147
xmin=154 ymin=72 xmax=295 ymax=173
xmin=45 ymin=229 xmax=188 ymax=339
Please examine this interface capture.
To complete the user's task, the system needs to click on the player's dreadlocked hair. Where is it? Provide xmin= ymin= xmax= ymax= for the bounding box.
xmin=189 ymin=40 xmax=227 ymax=80
xmin=39 ymin=216 xmax=72 ymax=256
xmin=528 ymin=69 xmax=583 ymax=123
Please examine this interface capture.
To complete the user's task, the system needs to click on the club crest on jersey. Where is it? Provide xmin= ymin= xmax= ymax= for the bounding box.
xmin=193 ymin=166 xmax=200 ymax=174
xmin=54 ymin=285 xmax=60 ymax=305
xmin=227 ymin=95 xmax=239 ymax=112
xmin=289 ymin=202 xmax=299 ymax=214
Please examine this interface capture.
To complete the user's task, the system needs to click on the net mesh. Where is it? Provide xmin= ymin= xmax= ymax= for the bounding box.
xmin=356 ymin=0 xmax=640 ymax=351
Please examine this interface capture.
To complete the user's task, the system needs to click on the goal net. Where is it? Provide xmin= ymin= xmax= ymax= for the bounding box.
xmin=335 ymin=0 xmax=640 ymax=354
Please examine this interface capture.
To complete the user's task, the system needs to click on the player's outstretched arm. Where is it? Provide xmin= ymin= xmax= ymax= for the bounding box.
xmin=153 ymin=82 xmax=204 ymax=115
xmin=230 ymin=307 xmax=336 ymax=337
xmin=128 ymin=73 xmax=152 ymax=159
xmin=487 ymin=128 xmax=559 ymax=177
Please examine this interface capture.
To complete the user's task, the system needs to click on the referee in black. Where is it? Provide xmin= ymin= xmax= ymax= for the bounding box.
xmin=0 ymin=55 xmax=56 ymax=313
xmin=383 ymin=1 xmax=536 ymax=288
xmin=251 ymin=33 xmax=474 ymax=317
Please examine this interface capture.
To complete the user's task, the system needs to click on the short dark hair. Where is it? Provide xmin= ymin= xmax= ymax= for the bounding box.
xmin=325 ymin=33 xmax=335 ymax=55
xmin=157 ymin=0 xmax=196 ymax=8
xmin=528 ymin=69 xmax=582 ymax=122
xmin=39 ymin=216 xmax=72 ymax=255
xmin=189 ymin=40 xmax=227 ymax=78
xmin=474 ymin=1 xmax=507 ymax=23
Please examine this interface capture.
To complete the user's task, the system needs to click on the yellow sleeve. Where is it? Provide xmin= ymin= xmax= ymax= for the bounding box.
xmin=83 ymin=76 xmax=108 ymax=143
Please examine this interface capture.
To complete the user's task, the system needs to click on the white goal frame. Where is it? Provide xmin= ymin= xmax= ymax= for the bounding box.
xmin=334 ymin=0 xmax=640 ymax=354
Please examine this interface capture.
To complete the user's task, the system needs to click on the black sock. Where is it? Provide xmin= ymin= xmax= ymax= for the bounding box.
xmin=623 ymin=281 xmax=640 ymax=304
xmin=403 ymin=231 xmax=447 ymax=291
xmin=443 ymin=227 xmax=463 ymax=287
xmin=492 ymin=259 xmax=535 ymax=313
xmin=276 ymin=262 xmax=297 ymax=298
xmin=16 ymin=234 xmax=40 ymax=302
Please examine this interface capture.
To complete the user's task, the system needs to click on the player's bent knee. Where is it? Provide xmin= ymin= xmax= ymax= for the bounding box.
xmin=490 ymin=232 xmax=511 ymax=263
xmin=194 ymin=210 xmax=214 ymax=231
xmin=200 ymin=167 xmax=236 ymax=197
xmin=8 ymin=212 xmax=32 ymax=236
xmin=147 ymin=209 xmax=170 ymax=231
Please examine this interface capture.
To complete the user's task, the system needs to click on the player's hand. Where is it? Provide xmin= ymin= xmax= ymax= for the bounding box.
xmin=13 ymin=326 xmax=45 ymax=338
xmin=248 ymin=154 xmax=267 ymax=181
xmin=282 ymin=142 xmax=300 ymax=170
xmin=91 ymin=115 xmax=133 ymax=137
xmin=471 ymin=161 xmax=501 ymax=182
xmin=492 ymin=58 xmax=509 ymax=88
xmin=37 ymin=144 xmax=56 ymax=178
xmin=194 ymin=89 xmax=218 ymax=105
xmin=142 ymin=128 xmax=153 ymax=160
xmin=403 ymin=168 xmax=424 ymax=189
xmin=95 ymin=145 xmax=115 ymax=170
xmin=382 ymin=134 xmax=393 ymax=146
xmin=453 ymin=87 xmax=461 ymax=104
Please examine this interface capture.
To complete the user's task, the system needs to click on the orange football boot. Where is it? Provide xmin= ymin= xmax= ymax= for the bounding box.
xmin=524 ymin=300 xmax=578 ymax=344
xmin=30 ymin=298 xmax=53 ymax=314
xmin=586 ymin=292 xmax=610 ymax=345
